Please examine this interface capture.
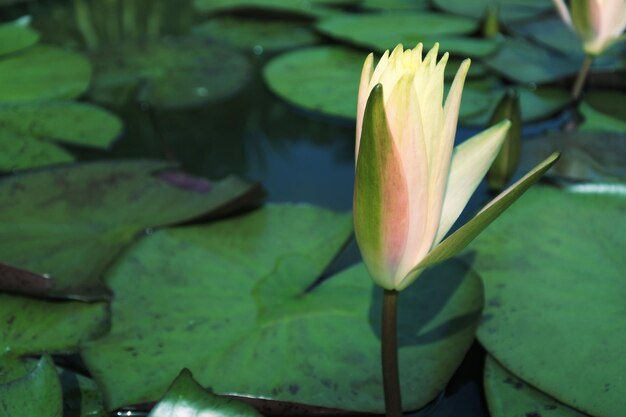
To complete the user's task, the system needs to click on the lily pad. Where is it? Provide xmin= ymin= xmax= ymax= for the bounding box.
xmin=192 ymin=17 xmax=319 ymax=53
xmin=431 ymin=0 xmax=552 ymax=22
xmin=91 ymin=39 xmax=251 ymax=108
xmin=484 ymin=37 xmax=580 ymax=84
xmin=471 ymin=185 xmax=626 ymax=417
xmin=460 ymin=83 xmax=570 ymax=125
xmin=149 ymin=369 xmax=263 ymax=417
xmin=263 ymin=46 xmax=365 ymax=120
xmin=193 ymin=0 xmax=354 ymax=17
xmin=484 ymin=356 xmax=588 ymax=417
xmin=0 ymin=22 xmax=40 ymax=56
xmin=580 ymin=102 xmax=626 ymax=133
xmin=518 ymin=131 xmax=626 ymax=183
xmin=0 ymin=46 xmax=91 ymax=103
xmin=580 ymin=90 xmax=626 ymax=133
xmin=0 ymin=292 xmax=108 ymax=355
xmin=316 ymin=13 xmax=491 ymax=56
xmin=0 ymin=356 xmax=62 ymax=417
xmin=0 ymin=101 xmax=123 ymax=171
xmin=361 ymin=0 xmax=430 ymax=11
xmin=59 ymin=367 xmax=107 ymax=417
xmin=81 ymin=204 xmax=483 ymax=412
xmin=0 ymin=160 xmax=262 ymax=300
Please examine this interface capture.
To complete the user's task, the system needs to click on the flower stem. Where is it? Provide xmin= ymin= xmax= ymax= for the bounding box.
xmin=382 ymin=289 xmax=402 ymax=417
xmin=571 ymin=55 xmax=593 ymax=101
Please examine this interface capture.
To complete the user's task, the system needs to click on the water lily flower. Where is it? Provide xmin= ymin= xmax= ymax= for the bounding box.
xmin=353 ymin=43 xmax=558 ymax=291
xmin=552 ymin=0 xmax=626 ymax=55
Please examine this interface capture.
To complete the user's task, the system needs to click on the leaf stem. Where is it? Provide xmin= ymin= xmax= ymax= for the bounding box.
xmin=382 ymin=289 xmax=402 ymax=417
xmin=571 ymin=55 xmax=593 ymax=101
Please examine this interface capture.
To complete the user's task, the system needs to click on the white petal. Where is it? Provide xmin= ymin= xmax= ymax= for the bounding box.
xmin=553 ymin=0 xmax=573 ymax=27
xmin=433 ymin=120 xmax=511 ymax=244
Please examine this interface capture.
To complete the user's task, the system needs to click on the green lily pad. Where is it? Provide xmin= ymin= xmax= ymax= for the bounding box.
xmin=0 ymin=102 xmax=123 ymax=171
xmin=580 ymin=102 xmax=626 ymax=133
xmin=0 ymin=160 xmax=262 ymax=300
xmin=0 ymin=46 xmax=91 ymax=103
xmin=361 ymin=0 xmax=429 ymax=11
xmin=509 ymin=17 xmax=584 ymax=57
xmin=0 ymin=292 xmax=108 ymax=355
xmin=316 ymin=13 xmax=491 ymax=56
xmin=518 ymin=131 xmax=626 ymax=183
xmin=192 ymin=17 xmax=319 ymax=52
xmin=149 ymin=369 xmax=263 ymax=417
xmin=91 ymin=39 xmax=251 ymax=108
xmin=81 ymin=205 xmax=483 ymax=412
xmin=0 ymin=131 xmax=74 ymax=171
xmin=0 ymin=355 xmax=62 ymax=417
xmin=484 ymin=37 xmax=580 ymax=84
xmin=472 ymin=185 xmax=626 ymax=417
xmin=460 ymin=83 xmax=570 ymax=125
xmin=580 ymin=90 xmax=626 ymax=133
xmin=193 ymin=0 xmax=355 ymax=17
xmin=431 ymin=0 xmax=552 ymax=22
xmin=0 ymin=102 xmax=122 ymax=148
xmin=484 ymin=356 xmax=588 ymax=417
xmin=263 ymin=46 xmax=365 ymax=120
xmin=0 ymin=22 xmax=40 ymax=56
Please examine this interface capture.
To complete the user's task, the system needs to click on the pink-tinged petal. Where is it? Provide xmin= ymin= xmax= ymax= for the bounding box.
xmin=553 ymin=0 xmax=573 ymax=27
xmin=433 ymin=120 xmax=511 ymax=244
xmin=354 ymin=84 xmax=410 ymax=289
xmin=355 ymin=52 xmax=374 ymax=162
xmin=423 ymin=59 xmax=470 ymax=249
xmin=384 ymin=74 xmax=431 ymax=283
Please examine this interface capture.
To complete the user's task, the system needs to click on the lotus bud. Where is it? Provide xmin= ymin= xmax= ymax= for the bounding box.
xmin=353 ymin=43 xmax=559 ymax=291
xmin=487 ymin=90 xmax=522 ymax=191
xmin=552 ymin=0 xmax=626 ymax=56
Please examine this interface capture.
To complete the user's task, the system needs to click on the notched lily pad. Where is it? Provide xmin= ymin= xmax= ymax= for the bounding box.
xmin=91 ymin=39 xmax=251 ymax=108
xmin=0 ymin=45 xmax=91 ymax=103
xmin=431 ymin=0 xmax=552 ymax=22
xmin=81 ymin=204 xmax=482 ymax=413
xmin=0 ymin=160 xmax=263 ymax=300
xmin=471 ymin=186 xmax=626 ymax=417
xmin=193 ymin=0 xmax=353 ymax=17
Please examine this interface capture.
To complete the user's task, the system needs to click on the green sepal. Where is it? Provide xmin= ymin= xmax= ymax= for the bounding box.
xmin=570 ymin=0 xmax=594 ymax=40
xmin=487 ymin=89 xmax=522 ymax=190
xmin=482 ymin=4 xmax=500 ymax=38
xmin=149 ymin=369 xmax=262 ymax=417
xmin=410 ymin=152 xmax=560 ymax=273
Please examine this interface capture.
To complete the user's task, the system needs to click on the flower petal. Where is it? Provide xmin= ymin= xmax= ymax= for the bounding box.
xmin=552 ymin=0 xmax=573 ymax=27
xmin=354 ymin=84 xmax=410 ymax=289
xmin=355 ymin=52 xmax=374 ymax=162
xmin=434 ymin=120 xmax=511 ymax=244
xmin=402 ymin=152 xmax=560 ymax=285
xmin=384 ymin=74 xmax=431 ymax=284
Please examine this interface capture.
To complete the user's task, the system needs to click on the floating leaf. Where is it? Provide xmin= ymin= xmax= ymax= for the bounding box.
xmin=0 ymin=356 xmax=62 ymax=417
xmin=431 ymin=0 xmax=552 ymax=22
xmin=484 ymin=37 xmax=579 ymax=84
xmin=361 ymin=0 xmax=430 ymax=11
xmin=518 ymin=131 xmax=626 ymax=182
xmin=0 ymin=102 xmax=122 ymax=148
xmin=82 ymin=205 xmax=482 ymax=412
xmin=0 ymin=160 xmax=262 ymax=300
xmin=316 ymin=13 xmax=498 ymax=57
xmin=0 ymin=21 xmax=40 ymax=56
xmin=193 ymin=0 xmax=355 ymax=17
xmin=91 ymin=39 xmax=251 ymax=108
xmin=580 ymin=90 xmax=626 ymax=133
xmin=149 ymin=369 xmax=263 ymax=417
xmin=59 ymin=367 xmax=107 ymax=417
xmin=0 ymin=46 xmax=91 ymax=103
xmin=192 ymin=17 xmax=319 ymax=52
xmin=580 ymin=102 xmax=626 ymax=133
xmin=263 ymin=46 xmax=365 ymax=120
xmin=484 ymin=356 xmax=588 ymax=417
xmin=0 ymin=292 xmax=108 ymax=355
xmin=0 ymin=131 xmax=73 ymax=171
xmin=472 ymin=186 xmax=626 ymax=417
